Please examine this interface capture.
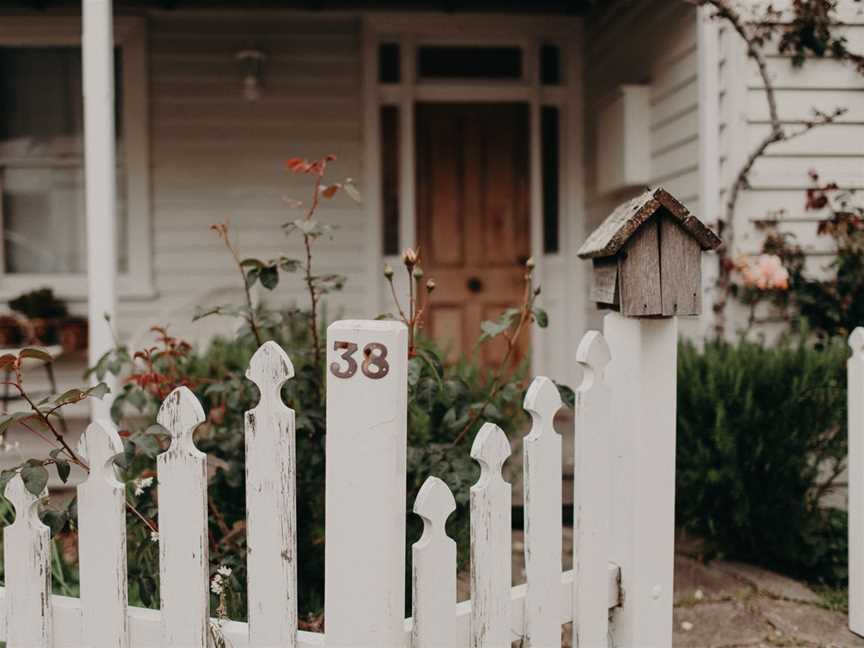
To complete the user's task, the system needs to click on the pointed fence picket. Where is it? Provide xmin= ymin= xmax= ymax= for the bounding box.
xmin=3 ymin=473 xmax=51 ymax=648
xmin=412 ymin=476 xmax=458 ymax=648
xmin=470 ymin=422 xmax=513 ymax=648
xmin=245 ymin=340 xmax=298 ymax=648
xmin=572 ymin=331 xmax=613 ymax=648
xmin=77 ymin=419 xmax=129 ymax=648
xmin=522 ymin=376 xmax=563 ymax=648
xmin=0 ymin=322 xmax=693 ymax=648
xmin=850 ymin=328 xmax=864 ymax=636
xmin=157 ymin=386 xmax=209 ymax=648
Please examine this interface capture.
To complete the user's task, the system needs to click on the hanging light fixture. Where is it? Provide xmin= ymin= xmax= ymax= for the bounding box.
xmin=235 ymin=46 xmax=267 ymax=102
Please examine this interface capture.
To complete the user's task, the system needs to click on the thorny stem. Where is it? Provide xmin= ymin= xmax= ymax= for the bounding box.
xmin=697 ymin=0 xmax=846 ymax=337
xmin=3 ymin=374 xmax=159 ymax=535
xmin=450 ymin=271 xmax=535 ymax=447
xmin=303 ymin=174 xmax=324 ymax=366
xmin=213 ymin=223 xmax=263 ymax=347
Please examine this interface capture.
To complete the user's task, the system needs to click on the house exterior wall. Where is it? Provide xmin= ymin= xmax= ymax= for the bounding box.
xmin=119 ymin=13 xmax=367 ymax=345
xmin=583 ymin=0 xmax=702 ymax=332
xmin=720 ymin=1 xmax=864 ymax=293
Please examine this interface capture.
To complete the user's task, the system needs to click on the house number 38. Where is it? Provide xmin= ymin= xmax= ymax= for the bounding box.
xmin=330 ymin=341 xmax=390 ymax=380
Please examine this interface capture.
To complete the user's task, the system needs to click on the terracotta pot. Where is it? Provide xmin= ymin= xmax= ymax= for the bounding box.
xmin=60 ymin=318 xmax=88 ymax=353
xmin=0 ymin=317 xmax=23 ymax=348
xmin=24 ymin=318 xmax=59 ymax=345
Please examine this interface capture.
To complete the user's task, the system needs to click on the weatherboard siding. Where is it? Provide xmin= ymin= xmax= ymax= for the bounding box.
xmin=117 ymin=14 xmax=366 ymax=344
xmin=722 ymin=1 xmax=864 ymax=288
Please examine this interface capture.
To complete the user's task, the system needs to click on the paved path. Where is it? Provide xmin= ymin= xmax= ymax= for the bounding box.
xmin=490 ymin=529 xmax=863 ymax=647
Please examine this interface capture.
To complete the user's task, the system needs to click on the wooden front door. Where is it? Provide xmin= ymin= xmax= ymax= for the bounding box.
xmin=416 ymin=102 xmax=530 ymax=365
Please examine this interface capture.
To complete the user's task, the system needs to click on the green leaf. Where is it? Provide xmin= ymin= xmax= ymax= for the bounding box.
xmin=556 ymin=382 xmax=575 ymax=409
xmin=53 ymin=388 xmax=85 ymax=406
xmin=533 ymin=307 xmax=549 ymax=328
xmin=245 ymin=267 xmax=261 ymax=288
xmin=21 ymin=462 xmax=49 ymax=496
xmin=84 ymin=383 xmax=111 ymax=399
xmin=278 ymin=257 xmax=301 ymax=272
xmin=40 ymin=510 xmax=67 ymax=537
xmin=239 ymin=258 xmax=265 ymax=269
xmin=343 ymin=179 xmax=362 ymax=204
xmin=0 ymin=411 xmax=34 ymax=435
xmin=479 ymin=319 xmax=510 ymax=343
xmin=132 ymin=434 xmax=161 ymax=459
xmin=259 ymin=265 xmax=279 ymax=290
xmin=55 ymin=460 xmax=71 ymax=484
xmin=0 ymin=468 xmax=17 ymax=493
xmin=19 ymin=348 xmax=52 ymax=363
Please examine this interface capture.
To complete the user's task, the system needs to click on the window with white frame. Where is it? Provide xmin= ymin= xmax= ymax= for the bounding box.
xmin=0 ymin=18 xmax=151 ymax=298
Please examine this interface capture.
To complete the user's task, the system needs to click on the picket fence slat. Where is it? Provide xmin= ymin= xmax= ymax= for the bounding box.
xmin=324 ymin=321 xmax=408 ymax=648
xmin=3 ymin=473 xmax=51 ymax=648
xmin=470 ymin=422 xmax=512 ymax=648
xmin=573 ymin=331 xmax=613 ymax=647
xmin=157 ymin=386 xmax=209 ymax=648
xmin=245 ymin=341 xmax=298 ymax=647
xmin=411 ymin=476 xmax=458 ymax=648
xmin=522 ymin=377 xmax=563 ymax=648
xmin=850 ymin=327 xmax=864 ymax=635
xmin=77 ymin=419 xmax=130 ymax=648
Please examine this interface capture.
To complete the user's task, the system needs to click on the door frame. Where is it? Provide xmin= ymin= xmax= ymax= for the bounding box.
xmin=361 ymin=13 xmax=586 ymax=378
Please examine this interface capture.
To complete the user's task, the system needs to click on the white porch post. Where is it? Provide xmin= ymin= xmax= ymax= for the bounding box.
xmin=83 ymin=0 xmax=117 ymax=418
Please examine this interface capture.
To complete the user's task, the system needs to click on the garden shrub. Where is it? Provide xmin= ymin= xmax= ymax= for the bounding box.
xmin=676 ymin=334 xmax=848 ymax=585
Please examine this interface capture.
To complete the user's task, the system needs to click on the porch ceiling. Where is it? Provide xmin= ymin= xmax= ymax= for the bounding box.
xmin=10 ymin=0 xmax=594 ymax=14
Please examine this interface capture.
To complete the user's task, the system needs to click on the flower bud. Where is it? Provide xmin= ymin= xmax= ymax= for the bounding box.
xmin=525 ymin=256 xmax=535 ymax=269
xmin=383 ymin=263 xmax=394 ymax=279
xmin=426 ymin=278 xmax=436 ymax=293
xmin=412 ymin=266 xmax=424 ymax=280
xmin=402 ymin=247 xmax=418 ymax=268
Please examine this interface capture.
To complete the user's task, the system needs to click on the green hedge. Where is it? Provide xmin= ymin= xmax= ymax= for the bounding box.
xmin=676 ymin=335 xmax=848 ymax=585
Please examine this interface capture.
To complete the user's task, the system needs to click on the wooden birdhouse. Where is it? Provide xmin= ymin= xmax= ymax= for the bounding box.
xmin=577 ymin=188 xmax=721 ymax=318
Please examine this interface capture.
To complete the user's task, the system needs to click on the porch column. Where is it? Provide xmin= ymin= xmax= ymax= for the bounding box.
xmin=82 ymin=0 xmax=117 ymax=418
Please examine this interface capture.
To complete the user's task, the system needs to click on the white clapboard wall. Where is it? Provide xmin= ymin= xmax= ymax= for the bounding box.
xmin=0 ymin=318 xmax=689 ymax=647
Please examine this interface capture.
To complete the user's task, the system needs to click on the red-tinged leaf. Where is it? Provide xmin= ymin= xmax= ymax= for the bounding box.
xmin=19 ymin=348 xmax=52 ymax=363
xmin=0 ymin=353 xmax=17 ymax=369
xmin=321 ymin=184 xmax=339 ymax=199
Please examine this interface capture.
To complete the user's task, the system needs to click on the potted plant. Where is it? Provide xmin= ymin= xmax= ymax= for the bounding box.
xmin=9 ymin=288 xmax=68 ymax=345
xmin=59 ymin=315 xmax=88 ymax=353
xmin=0 ymin=315 xmax=23 ymax=347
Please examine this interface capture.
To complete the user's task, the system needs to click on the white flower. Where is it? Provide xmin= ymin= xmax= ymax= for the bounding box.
xmin=210 ymin=574 xmax=224 ymax=596
xmin=694 ymin=589 xmax=704 ymax=601
xmin=150 ymin=531 xmax=159 ymax=544
xmin=133 ymin=476 xmax=154 ymax=496
xmin=681 ymin=621 xmax=694 ymax=632
xmin=217 ymin=565 xmax=232 ymax=578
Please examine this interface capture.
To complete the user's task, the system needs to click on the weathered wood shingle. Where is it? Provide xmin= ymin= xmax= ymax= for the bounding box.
xmin=577 ymin=187 xmax=721 ymax=259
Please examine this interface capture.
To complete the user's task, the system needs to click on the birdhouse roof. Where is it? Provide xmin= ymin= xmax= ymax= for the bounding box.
xmin=577 ymin=187 xmax=721 ymax=259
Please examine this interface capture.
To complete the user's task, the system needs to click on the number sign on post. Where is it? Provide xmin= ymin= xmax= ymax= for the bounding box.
xmin=324 ymin=320 xmax=408 ymax=648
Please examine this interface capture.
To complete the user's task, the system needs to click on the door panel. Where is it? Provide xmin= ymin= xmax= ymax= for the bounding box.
xmin=416 ymin=102 xmax=530 ymax=365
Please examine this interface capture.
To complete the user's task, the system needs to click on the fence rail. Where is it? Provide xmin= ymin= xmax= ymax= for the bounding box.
xmin=0 ymin=315 xmax=680 ymax=648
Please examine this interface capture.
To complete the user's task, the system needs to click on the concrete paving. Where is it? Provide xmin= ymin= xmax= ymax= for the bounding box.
xmin=503 ymin=529 xmax=862 ymax=647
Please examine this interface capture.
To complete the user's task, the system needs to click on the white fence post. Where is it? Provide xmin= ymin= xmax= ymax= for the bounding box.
xmin=470 ymin=422 xmax=512 ymax=648
xmin=850 ymin=327 xmax=864 ymax=635
xmin=3 ymin=473 xmax=51 ymax=648
xmin=573 ymin=331 xmax=612 ymax=648
xmin=157 ymin=386 xmax=208 ymax=648
xmin=78 ymin=419 xmax=129 ymax=648
xmin=245 ymin=341 xmax=298 ymax=647
xmin=604 ymin=311 xmax=677 ymax=647
xmin=522 ymin=377 xmax=563 ymax=648
xmin=412 ymin=475 xmax=458 ymax=648
xmin=324 ymin=320 xmax=408 ymax=648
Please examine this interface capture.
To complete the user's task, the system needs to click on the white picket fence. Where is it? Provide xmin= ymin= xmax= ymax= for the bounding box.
xmin=0 ymin=314 xmax=681 ymax=648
